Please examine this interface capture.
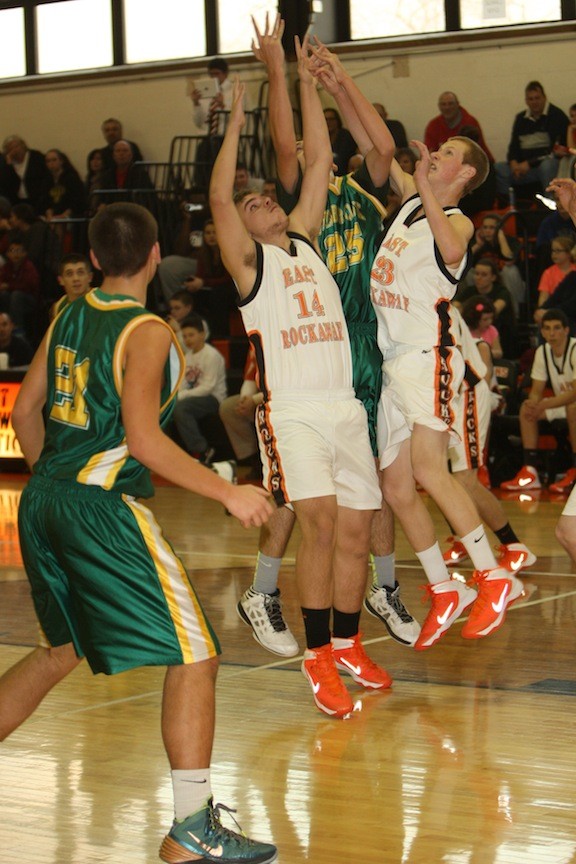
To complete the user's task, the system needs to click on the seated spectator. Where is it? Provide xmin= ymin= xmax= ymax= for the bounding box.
xmin=0 ymin=135 xmax=50 ymax=211
xmin=262 ymin=178 xmax=277 ymax=201
xmin=0 ymin=232 xmax=40 ymax=338
xmin=454 ymin=258 xmax=517 ymax=357
xmin=190 ymin=57 xmax=239 ymax=189
xmin=219 ymin=345 xmax=262 ymax=480
xmin=323 ymin=107 xmax=357 ymax=176
xmin=458 ymin=124 xmax=497 ymax=216
xmin=99 ymin=117 xmax=143 ymax=172
xmin=424 ymin=92 xmax=494 ymax=160
xmin=234 ymin=162 xmax=264 ymax=194
xmin=184 ymin=218 xmax=236 ymax=337
xmin=554 ymin=102 xmax=576 ymax=179
xmin=0 ymin=196 xmax=11 ymax=263
xmin=500 ymin=309 xmax=576 ymax=494
xmin=166 ymin=289 xmax=209 ymax=349
xmin=85 ymin=148 xmax=105 ymax=215
xmin=172 ymin=313 xmax=227 ymax=465
xmin=38 ymin=149 xmax=86 ymax=220
xmin=372 ymin=103 xmax=408 ymax=148
xmin=51 ymin=252 xmax=93 ymax=319
xmin=9 ymin=203 xmax=61 ymax=303
xmin=495 ymin=81 xmax=569 ymax=201
xmin=94 ymin=140 xmax=153 ymax=206
xmin=461 ymin=296 xmax=503 ymax=359
xmin=467 ymin=212 xmax=525 ymax=313
xmin=534 ymin=271 xmax=576 ymax=330
xmin=395 ymin=147 xmax=416 ymax=175
xmin=536 ymin=235 xmax=576 ymax=308
xmin=0 ymin=310 xmax=33 ymax=366
xmin=535 ymin=191 xmax=576 ymax=277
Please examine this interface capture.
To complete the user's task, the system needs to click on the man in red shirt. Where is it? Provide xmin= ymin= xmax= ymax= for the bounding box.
xmin=424 ymin=91 xmax=494 ymax=161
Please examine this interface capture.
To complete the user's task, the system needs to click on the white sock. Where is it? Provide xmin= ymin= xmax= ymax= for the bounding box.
xmin=416 ymin=543 xmax=450 ymax=585
xmin=171 ymin=768 xmax=211 ymax=820
xmin=460 ymin=525 xmax=497 ymax=571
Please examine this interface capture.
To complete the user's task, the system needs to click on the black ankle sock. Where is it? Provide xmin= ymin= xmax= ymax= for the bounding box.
xmin=524 ymin=449 xmax=539 ymax=467
xmin=332 ymin=608 xmax=361 ymax=640
xmin=495 ymin=523 xmax=519 ymax=545
xmin=301 ymin=607 xmax=331 ymax=649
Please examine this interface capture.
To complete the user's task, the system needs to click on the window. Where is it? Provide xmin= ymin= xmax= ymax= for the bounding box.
xmin=36 ymin=0 xmax=113 ymax=74
xmin=460 ymin=0 xmax=562 ymax=29
xmin=123 ymin=0 xmax=206 ymax=64
xmin=0 ymin=7 xmax=26 ymax=79
xmin=350 ymin=0 xmax=446 ymax=39
xmin=217 ymin=0 xmax=278 ymax=54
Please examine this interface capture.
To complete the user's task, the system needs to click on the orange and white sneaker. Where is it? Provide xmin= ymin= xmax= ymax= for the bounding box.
xmin=500 ymin=465 xmax=541 ymax=491
xmin=497 ymin=542 xmax=537 ymax=571
xmin=443 ymin=536 xmax=469 ymax=566
xmin=461 ymin=568 xmax=524 ymax=640
xmin=414 ymin=578 xmax=477 ymax=651
xmin=549 ymin=467 xmax=576 ymax=494
xmin=332 ymin=633 xmax=392 ymax=690
xmin=302 ymin=644 xmax=354 ymax=718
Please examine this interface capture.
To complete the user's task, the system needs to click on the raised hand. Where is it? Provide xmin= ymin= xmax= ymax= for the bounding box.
xmin=411 ymin=139 xmax=432 ymax=188
xmin=294 ymin=31 xmax=314 ymax=84
xmin=251 ymin=12 xmax=285 ymax=67
xmin=309 ymin=36 xmax=346 ymax=85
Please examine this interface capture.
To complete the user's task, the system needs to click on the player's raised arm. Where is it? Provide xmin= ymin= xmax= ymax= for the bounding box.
xmin=209 ymin=79 xmax=258 ymax=298
xmin=251 ymin=13 xmax=299 ymax=195
xmin=412 ymin=139 xmax=474 ymax=268
xmin=311 ymin=39 xmax=395 ymax=188
xmin=289 ymin=34 xmax=333 ymax=240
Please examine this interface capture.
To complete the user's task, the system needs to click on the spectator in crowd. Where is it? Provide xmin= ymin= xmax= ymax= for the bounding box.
xmin=373 ymin=103 xmax=408 ymax=147
xmin=85 ymin=148 xmax=105 ymax=215
xmin=495 ymin=81 xmax=569 ymax=199
xmin=424 ymin=92 xmax=494 ymax=161
xmin=234 ymin=162 xmax=264 ymax=193
xmin=262 ymin=178 xmax=278 ymax=201
xmin=38 ymin=149 xmax=86 ymax=220
xmin=395 ymin=147 xmax=416 ymax=175
xmin=99 ymin=117 xmax=143 ymax=171
xmin=190 ymin=57 xmax=238 ymax=189
xmin=94 ymin=140 xmax=153 ymax=205
xmin=172 ymin=313 xmax=227 ymax=465
xmin=0 ymin=135 xmax=50 ymax=211
xmin=219 ymin=346 xmax=262 ymax=481
xmin=461 ymin=295 xmax=503 ymax=359
xmin=0 ymin=310 xmax=33 ymax=366
xmin=323 ymin=107 xmax=357 ymax=175
xmin=534 ymin=190 xmax=576 ymax=277
xmin=9 ymin=203 xmax=61 ymax=307
xmin=467 ymin=211 xmax=525 ymax=313
xmin=0 ymin=232 xmax=40 ymax=337
xmin=454 ymin=258 xmax=517 ymax=357
xmin=0 ymin=196 xmax=11 ymax=262
xmin=501 ymin=308 xmax=576 ymax=494
xmin=534 ymin=270 xmax=576 ymax=330
xmin=183 ymin=218 xmax=236 ymax=338
xmin=536 ymin=235 xmax=576 ymax=309
xmin=166 ymin=289 xmax=209 ymax=349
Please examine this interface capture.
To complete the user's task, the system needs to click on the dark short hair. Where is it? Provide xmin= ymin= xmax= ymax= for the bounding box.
xmin=525 ymin=80 xmax=544 ymax=94
xmin=208 ymin=57 xmax=228 ymax=74
xmin=180 ymin=313 xmax=205 ymax=333
xmin=170 ymin=289 xmax=194 ymax=306
xmin=88 ymin=203 xmax=157 ymax=278
xmin=475 ymin=258 xmax=500 ymax=278
xmin=542 ymin=308 xmax=570 ymax=328
xmin=11 ymin=203 xmax=36 ymax=225
xmin=58 ymin=252 xmax=91 ymax=274
xmin=6 ymin=230 xmax=26 ymax=248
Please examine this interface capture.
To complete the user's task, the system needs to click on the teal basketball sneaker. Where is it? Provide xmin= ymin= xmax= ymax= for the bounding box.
xmin=159 ymin=797 xmax=277 ymax=863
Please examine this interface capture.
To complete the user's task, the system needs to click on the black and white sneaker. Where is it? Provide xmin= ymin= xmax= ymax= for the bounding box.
xmin=364 ymin=581 xmax=421 ymax=647
xmin=237 ymin=587 xmax=299 ymax=657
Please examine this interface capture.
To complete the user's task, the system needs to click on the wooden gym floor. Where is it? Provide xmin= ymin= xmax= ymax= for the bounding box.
xmin=1 ymin=473 xmax=575 ymax=864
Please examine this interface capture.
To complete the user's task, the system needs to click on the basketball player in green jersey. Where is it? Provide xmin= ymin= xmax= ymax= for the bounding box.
xmin=237 ymin=17 xmax=420 ymax=658
xmin=0 ymin=202 xmax=277 ymax=864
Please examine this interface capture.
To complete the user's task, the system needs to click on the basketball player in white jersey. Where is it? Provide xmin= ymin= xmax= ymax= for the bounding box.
xmin=371 ymin=138 xmax=528 ymax=649
xmin=210 ymin=45 xmax=389 ymax=719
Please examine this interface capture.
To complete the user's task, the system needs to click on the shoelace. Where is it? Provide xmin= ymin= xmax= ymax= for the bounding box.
xmin=386 ymin=587 xmax=414 ymax=623
xmin=208 ymin=801 xmax=250 ymax=846
xmin=263 ymin=593 xmax=287 ymax=632
xmin=313 ymin=650 xmax=346 ymax=695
